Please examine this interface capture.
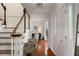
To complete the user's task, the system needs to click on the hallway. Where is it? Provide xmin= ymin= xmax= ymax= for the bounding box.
xmin=0 ymin=3 xmax=78 ymax=56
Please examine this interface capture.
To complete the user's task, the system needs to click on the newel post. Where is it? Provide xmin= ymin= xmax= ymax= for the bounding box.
xmin=24 ymin=8 xmax=26 ymax=33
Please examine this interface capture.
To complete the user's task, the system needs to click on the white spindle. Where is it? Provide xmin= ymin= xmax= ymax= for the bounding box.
xmin=11 ymin=37 xmax=13 ymax=56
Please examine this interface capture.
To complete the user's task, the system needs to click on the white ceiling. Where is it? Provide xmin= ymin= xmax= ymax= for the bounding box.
xmin=22 ymin=3 xmax=55 ymax=14
xmin=21 ymin=3 xmax=55 ymax=29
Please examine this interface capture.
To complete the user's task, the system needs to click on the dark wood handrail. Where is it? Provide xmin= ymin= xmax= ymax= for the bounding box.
xmin=1 ymin=3 xmax=6 ymax=11
xmin=12 ymin=8 xmax=26 ymax=34
xmin=28 ymin=15 xmax=30 ymax=29
xmin=12 ymin=12 xmax=26 ymax=34
xmin=1 ymin=3 xmax=6 ymax=26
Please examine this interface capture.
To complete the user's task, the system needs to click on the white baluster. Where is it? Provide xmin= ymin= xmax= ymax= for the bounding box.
xmin=11 ymin=37 xmax=13 ymax=56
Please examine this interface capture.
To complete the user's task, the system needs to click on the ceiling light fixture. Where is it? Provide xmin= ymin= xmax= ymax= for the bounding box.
xmin=36 ymin=3 xmax=43 ymax=8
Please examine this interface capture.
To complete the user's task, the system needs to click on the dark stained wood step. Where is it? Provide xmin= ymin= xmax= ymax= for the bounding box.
xmin=0 ymin=43 xmax=11 ymax=45
xmin=0 ymin=37 xmax=11 ymax=39
xmin=0 ymin=50 xmax=11 ymax=54
xmin=11 ymin=34 xmax=22 ymax=37
xmin=0 ymin=19 xmax=3 ymax=21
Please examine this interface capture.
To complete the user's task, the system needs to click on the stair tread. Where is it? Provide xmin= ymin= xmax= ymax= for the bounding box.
xmin=11 ymin=34 xmax=22 ymax=37
xmin=0 ymin=54 xmax=11 ymax=56
xmin=0 ymin=32 xmax=12 ymax=33
xmin=3 ymin=27 xmax=15 ymax=29
xmin=0 ymin=45 xmax=11 ymax=50
xmin=0 ymin=43 xmax=11 ymax=45
xmin=0 ymin=50 xmax=11 ymax=54
xmin=0 ymin=32 xmax=20 ymax=34
xmin=0 ymin=37 xmax=11 ymax=39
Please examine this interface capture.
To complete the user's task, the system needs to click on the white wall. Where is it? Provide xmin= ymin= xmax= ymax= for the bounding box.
xmin=0 ymin=4 xmax=4 ymax=27
xmin=48 ymin=4 xmax=74 ymax=56
xmin=0 ymin=3 xmax=25 ymax=33
xmin=44 ymin=21 xmax=48 ymax=40
xmin=0 ymin=4 xmax=4 ymax=19
xmin=30 ymin=13 xmax=49 ymax=39
xmin=4 ymin=3 xmax=23 ymax=27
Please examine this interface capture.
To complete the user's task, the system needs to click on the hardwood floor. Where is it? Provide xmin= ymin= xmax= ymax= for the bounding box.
xmin=35 ymin=40 xmax=48 ymax=56
xmin=47 ymin=48 xmax=55 ymax=56
xmin=35 ymin=40 xmax=55 ymax=56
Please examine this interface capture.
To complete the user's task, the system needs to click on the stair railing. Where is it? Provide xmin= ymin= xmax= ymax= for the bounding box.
xmin=1 ymin=3 xmax=6 ymax=27
xmin=0 ymin=3 xmax=30 ymax=56
xmin=11 ymin=8 xmax=30 ymax=56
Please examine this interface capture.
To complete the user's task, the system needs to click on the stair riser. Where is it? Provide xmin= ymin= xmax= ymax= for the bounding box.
xmin=0 ymin=34 xmax=11 ymax=37
xmin=1 ymin=29 xmax=22 ymax=33
xmin=1 ymin=28 xmax=14 ymax=32
xmin=0 ymin=27 xmax=23 ymax=56
xmin=0 ymin=39 xmax=18 ymax=43
xmin=0 ymin=37 xmax=11 ymax=39
xmin=0 ymin=46 xmax=11 ymax=50
xmin=1 ymin=29 xmax=13 ymax=32
xmin=0 ymin=39 xmax=11 ymax=43
xmin=0 ymin=54 xmax=11 ymax=56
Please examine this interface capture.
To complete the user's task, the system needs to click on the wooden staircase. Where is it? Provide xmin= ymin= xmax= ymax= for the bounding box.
xmin=0 ymin=27 xmax=14 ymax=56
xmin=0 ymin=3 xmax=30 ymax=56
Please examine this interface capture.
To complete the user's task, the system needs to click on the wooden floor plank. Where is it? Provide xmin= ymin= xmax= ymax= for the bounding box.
xmin=35 ymin=40 xmax=48 ymax=56
xmin=47 ymin=48 xmax=55 ymax=56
